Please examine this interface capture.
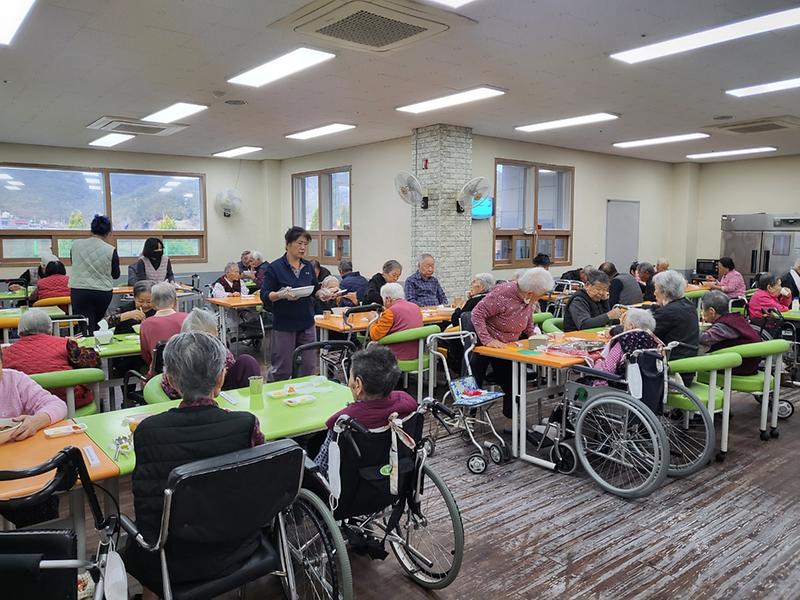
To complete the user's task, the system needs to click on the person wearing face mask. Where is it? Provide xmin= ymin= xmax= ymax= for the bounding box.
xmin=404 ymin=254 xmax=447 ymax=307
xmin=127 ymin=237 xmax=175 ymax=285
xmin=563 ymin=269 xmax=623 ymax=332
xmin=365 ymin=259 xmax=403 ymax=306
xmin=470 ymin=268 xmax=555 ymax=429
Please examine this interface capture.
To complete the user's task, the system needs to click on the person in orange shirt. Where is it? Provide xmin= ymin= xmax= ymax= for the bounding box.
xmin=368 ymin=283 xmax=423 ymax=360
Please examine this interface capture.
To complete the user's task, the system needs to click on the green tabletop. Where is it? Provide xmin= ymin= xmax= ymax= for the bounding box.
xmin=244 ymin=280 xmax=257 ymax=290
xmin=0 ymin=306 xmax=64 ymax=319
xmin=784 ymin=311 xmax=800 ymax=321
xmin=78 ymin=334 xmax=141 ymax=357
xmin=75 ymin=376 xmax=351 ymax=475
xmin=0 ymin=290 xmax=27 ymax=301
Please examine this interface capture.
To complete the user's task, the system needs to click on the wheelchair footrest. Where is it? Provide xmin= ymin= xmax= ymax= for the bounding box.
xmin=342 ymin=524 xmax=388 ymax=560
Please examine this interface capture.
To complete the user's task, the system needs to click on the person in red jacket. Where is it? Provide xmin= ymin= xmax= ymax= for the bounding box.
xmin=3 ymin=309 xmax=101 ymax=410
xmin=748 ymin=273 xmax=791 ymax=321
xmin=29 ymin=260 xmax=70 ymax=303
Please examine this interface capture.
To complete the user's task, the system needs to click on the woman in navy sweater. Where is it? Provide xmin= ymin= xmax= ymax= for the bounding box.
xmin=261 ymin=227 xmax=336 ymax=381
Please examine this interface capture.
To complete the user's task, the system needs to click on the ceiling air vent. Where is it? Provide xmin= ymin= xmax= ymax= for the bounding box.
xmin=701 ymin=115 xmax=800 ymax=135
xmin=86 ymin=116 xmax=188 ymax=136
xmin=272 ymin=0 xmax=475 ymax=53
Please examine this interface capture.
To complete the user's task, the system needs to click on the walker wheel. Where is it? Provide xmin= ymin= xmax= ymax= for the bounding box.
xmin=421 ymin=435 xmax=436 ymax=457
xmin=760 ymin=430 xmax=770 ymax=441
xmin=549 ymin=442 xmax=577 ymax=475
xmin=467 ymin=453 xmax=487 ymax=474
xmin=488 ymin=444 xmax=503 ymax=465
xmin=777 ymin=400 xmax=794 ymax=420
xmin=770 ymin=427 xmax=780 ymax=438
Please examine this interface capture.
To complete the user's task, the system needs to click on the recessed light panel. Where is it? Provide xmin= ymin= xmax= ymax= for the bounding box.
xmin=516 ymin=113 xmax=618 ymax=133
xmin=286 ymin=123 xmax=356 ymax=140
xmin=89 ymin=133 xmax=135 ymax=148
xmin=611 ymin=7 xmax=800 ymax=64
xmin=686 ymin=147 xmax=776 ymax=160
xmin=726 ymin=77 xmax=800 ymax=97
xmin=228 ymin=48 xmax=335 ymax=88
xmin=142 ymin=102 xmax=208 ymax=124
xmin=213 ymin=146 xmax=263 ymax=158
xmin=0 ymin=0 xmax=36 ymax=46
xmin=397 ymin=86 xmax=505 ymax=114
xmin=427 ymin=0 xmax=481 ymax=7
xmin=614 ymin=132 xmax=709 ymax=148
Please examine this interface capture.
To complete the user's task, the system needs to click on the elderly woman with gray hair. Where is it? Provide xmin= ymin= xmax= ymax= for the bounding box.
xmin=590 ymin=308 xmax=661 ymax=380
xmin=124 ymin=331 xmax=264 ymax=599
xmin=139 ymin=282 xmax=188 ymax=374
xmin=159 ymin=308 xmax=261 ymax=399
xmin=652 ymin=270 xmax=699 ymax=378
xmin=3 ymin=309 xmax=101 ymax=411
xmin=451 ymin=272 xmax=495 ymax=327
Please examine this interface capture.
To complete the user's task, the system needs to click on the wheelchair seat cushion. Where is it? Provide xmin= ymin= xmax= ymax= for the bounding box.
xmin=697 ymin=369 xmax=773 ymax=393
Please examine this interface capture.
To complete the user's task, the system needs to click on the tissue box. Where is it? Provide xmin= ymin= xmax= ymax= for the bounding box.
xmin=528 ymin=334 xmax=548 ymax=350
xmin=95 ymin=329 xmax=114 ymax=344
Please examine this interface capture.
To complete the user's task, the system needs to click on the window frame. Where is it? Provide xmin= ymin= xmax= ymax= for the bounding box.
xmin=291 ymin=165 xmax=352 ymax=266
xmin=0 ymin=162 xmax=208 ymax=267
xmin=492 ymin=158 xmax=574 ymax=269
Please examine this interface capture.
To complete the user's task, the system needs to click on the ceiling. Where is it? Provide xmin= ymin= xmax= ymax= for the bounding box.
xmin=1 ymin=0 xmax=800 ymax=163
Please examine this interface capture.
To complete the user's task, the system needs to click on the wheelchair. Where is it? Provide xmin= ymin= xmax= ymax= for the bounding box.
xmin=294 ymin=398 xmax=464 ymax=595
xmin=533 ymin=341 xmax=715 ymax=498
xmin=751 ymin=307 xmax=800 ymax=391
xmin=426 ymin=330 xmax=511 ymax=474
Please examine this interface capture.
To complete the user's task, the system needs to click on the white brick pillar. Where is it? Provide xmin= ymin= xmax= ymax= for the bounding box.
xmin=410 ymin=124 xmax=472 ymax=301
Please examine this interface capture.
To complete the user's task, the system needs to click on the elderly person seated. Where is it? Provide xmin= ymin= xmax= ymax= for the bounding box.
xmin=139 ymin=282 xmax=188 ymax=375
xmin=656 ymin=258 xmax=670 ymax=273
xmin=212 ymin=262 xmax=252 ymax=298
xmin=314 ymin=346 xmax=417 ymax=475
xmin=590 ymin=308 xmax=661 ymax=380
xmin=314 ymin=275 xmax=344 ymax=314
xmin=30 ymin=260 xmax=70 ymax=303
xmin=781 ymin=257 xmax=800 ymax=301
xmin=599 ymin=261 xmax=643 ymax=306
xmin=404 ymin=253 xmax=447 ymax=307
xmin=3 ymin=309 xmax=101 ymax=411
xmin=368 ymin=283 xmax=424 ymax=359
xmin=652 ymin=270 xmax=699 ymax=380
xmin=561 ymin=265 xmax=589 ymax=283
xmin=106 ymin=280 xmax=155 ymax=335
xmin=237 ymin=249 xmax=252 ymax=274
xmin=705 ymin=257 xmax=746 ymax=299
xmin=637 ymin=262 xmax=657 ymax=302
xmin=699 ymin=291 xmax=761 ymax=375
xmin=365 ymin=259 xmax=402 ymax=306
xmin=249 ymin=251 xmax=269 ymax=288
xmin=748 ymin=272 xmax=792 ymax=321
xmin=470 ymin=268 xmax=554 ymax=428
xmin=0 ymin=346 xmax=69 ymax=527
xmin=338 ymin=259 xmax=368 ymax=306
xmin=451 ymin=272 xmax=495 ymax=326
xmin=563 ymin=269 xmax=622 ymax=331
xmin=160 ymin=308 xmax=261 ymax=399
xmin=124 ymin=332 xmax=264 ymax=600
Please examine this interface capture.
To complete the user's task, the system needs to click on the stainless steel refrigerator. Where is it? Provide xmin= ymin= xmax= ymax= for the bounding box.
xmin=720 ymin=213 xmax=800 ymax=283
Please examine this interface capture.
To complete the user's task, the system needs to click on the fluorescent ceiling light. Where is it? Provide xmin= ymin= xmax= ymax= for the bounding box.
xmin=396 ymin=86 xmax=505 ymax=114
xmin=158 ymin=187 xmax=172 ymax=193
xmin=726 ymin=76 xmax=800 ymax=97
xmin=427 ymin=0 xmax=480 ymax=7
xmin=0 ymin=0 xmax=36 ymax=46
xmin=164 ymin=181 xmax=181 ymax=187
xmin=686 ymin=147 xmax=777 ymax=160
xmin=0 ymin=174 xmax=12 ymax=180
xmin=89 ymin=133 xmax=134 ymax=147
xmin=8 ymin=180 xmax=24 ymax=186
xmin=228 ymin=48 xmax=335 ymax=88
xmin=611 ymin=7 xmax=800 ymax=64
xmin=286 ymin=123 xmax=356 ymax=140
xmin=213 ymin=146 xmax=262 ymax=158
xmin=516 ymin=112 xmax=618 ymax=133
xmin=142 ymin=102 xmax=208 ymax=124
xmin=614 ymin=132 xmax=709 ymax=148
xmin=4 ymin=185 xmax=21 ymax=191
xmin=183 ymin=193 xmax=194 ymax=198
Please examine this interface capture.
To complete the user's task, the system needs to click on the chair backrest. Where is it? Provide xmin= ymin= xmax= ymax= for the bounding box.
xmin=542 ymin=317 xmax=564 ymax=333
xmin=143 ymin=374 xmax=175 ymax=404
xmin=377 ymin=324 xmax=441 ymax=346
xmin=331 ymin=413 xmax=424 ymax=521
xmin=161 ymin=440 xmax=303 ymax=548
xmin=151 ymin=340 xmax=168 ymax=375
xmin=33 ymin=296 xmax=71 ymax=309
xmin=0 ymin=530 xmax=78 ymax=600
xmin=709 ymin=338 xmax=791 ymax=359
xmin=533 ymin=311 xmax=554 ymax=326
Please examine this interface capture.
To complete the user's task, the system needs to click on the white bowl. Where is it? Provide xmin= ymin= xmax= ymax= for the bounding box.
xmin=292 ymin=286 xmax=315 ymax=298
xmin=332 ymin=307 xmax=348 ymax=316
xmin=95 ymin=329 xmax=114 ymax=345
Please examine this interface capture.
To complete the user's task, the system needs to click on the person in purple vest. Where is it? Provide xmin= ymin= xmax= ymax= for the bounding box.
xmin=368 ymin=283 xmax=424 ymax=360
xmin=699 ymin=290 xmax=761 ymax=375
xmin=211 ymin=262 xmax=252 ymax=298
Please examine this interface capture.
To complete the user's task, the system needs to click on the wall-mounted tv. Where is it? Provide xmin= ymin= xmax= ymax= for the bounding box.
xmin=472 ymin=196 xmax=493 ymax=220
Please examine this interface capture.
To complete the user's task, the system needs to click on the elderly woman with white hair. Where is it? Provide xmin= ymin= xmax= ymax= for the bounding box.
xmin=652 ymin=270 xmax=699 ymax=375
xmin=451 ymin=272 xmax=495 ymax=326
xmin=139 ymin=282 xmax=188 ymax=374
xmin=368 ymin=282 xmax=424 ymax=359
xmin=590 ymin=308 xmax=661 ymax=379
xmin=3 ymin=309 xmax=100 ymax=411
xmin=124 ymin=332 xmax=264 ymax=600
xmin=470 ymin=268 xmax=555 ymax=425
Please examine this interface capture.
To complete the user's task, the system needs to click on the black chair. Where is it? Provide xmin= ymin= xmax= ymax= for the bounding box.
xmin=123 ymin=340 xmax=168 ymax=406
xmin=120 ymin=439 xmax=304 ymax=600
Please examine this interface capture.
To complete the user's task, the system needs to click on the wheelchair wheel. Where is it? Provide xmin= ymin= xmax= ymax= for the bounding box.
xmin=663 ymin=381 xmax=715 ymax=477
xmin=549 ymin=442 xmax=577 ymax=475
xmin=575 ymin=392 xmax=669 ymax=498
xmin=389 ymin=465 xmax=464 ymax=589
xmin=488 ymin=443 xmax=503 ymax=465
xmin=422 ymin=435 xmax=436 ymax=457
xmin=279 ymin=488 xmax=354 ymax=600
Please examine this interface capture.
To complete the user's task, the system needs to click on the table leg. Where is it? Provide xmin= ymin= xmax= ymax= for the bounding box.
xmin=219 ymin=306 xmax=228 ymax=346
xmin=721 ymin=368 xmax=732 ymax=455
xmin=760 ymin=355 xmax=773 ymax=434
xmin=318 ymin=327 xmax=328 ymax=375
xmin=3 ymin=329 xmax=8 ymax=344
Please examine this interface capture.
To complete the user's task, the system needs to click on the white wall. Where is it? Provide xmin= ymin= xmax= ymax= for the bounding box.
xmin=0 ymin=142 xmax=278 ymax=279
xmin=696 ymin=155 xmax=800 ymax=259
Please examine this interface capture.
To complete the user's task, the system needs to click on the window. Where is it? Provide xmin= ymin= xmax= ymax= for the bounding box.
xmin=0 ymin=164 xmax=207 ymax=265
xmin=493 ymin=159 xmax=574 ymax=268
xmin=292 ymin=167 xmax=351 ymax=265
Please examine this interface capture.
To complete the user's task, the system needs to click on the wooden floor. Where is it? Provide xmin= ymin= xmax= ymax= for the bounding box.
xmin=87 ymin=382 xmax=800 ymax=599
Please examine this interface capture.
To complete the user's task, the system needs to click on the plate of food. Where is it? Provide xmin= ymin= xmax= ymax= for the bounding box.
xmin=268 ymin=389 xmax=289 ymax=399
xmin=283 ymin=395 xmax=316 ymax=406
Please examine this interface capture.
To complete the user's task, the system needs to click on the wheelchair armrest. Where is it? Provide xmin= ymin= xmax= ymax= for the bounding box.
xmin=570 ymin=364 xmax=625 ymax=382
xmin=119 ymin=514 xmax=159 ymax=551
xmin=123 ymin=370 xmax=147 ymax=387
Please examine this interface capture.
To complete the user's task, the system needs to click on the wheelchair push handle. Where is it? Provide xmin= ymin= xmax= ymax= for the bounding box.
xmin=421 ymin=397 xmax=455 ymax=419
xmin=334 ymin=414 xmax=370 ymax=436
xmin=344 ymin=303 xmax=384 ymax=316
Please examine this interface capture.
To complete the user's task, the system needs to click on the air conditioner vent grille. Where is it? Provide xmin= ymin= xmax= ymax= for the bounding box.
xmin=317 ymin=9 xmax=427 ymax=47
xmin=86 ymin=116 xmax=188 ymax=136
xmin=726 ymin=123 xmax=789 ymax=134
xmin=701 ymin=115 xmax=800 ymax=135
xmin=111 ymin=123 xmax=170 ymax=135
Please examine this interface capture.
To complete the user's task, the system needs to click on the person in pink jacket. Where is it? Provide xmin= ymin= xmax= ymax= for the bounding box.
xmin=748 ymin=273 xmax=791 ymax=320
xmin=706 ymin=257 xmax=746 ymax=298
